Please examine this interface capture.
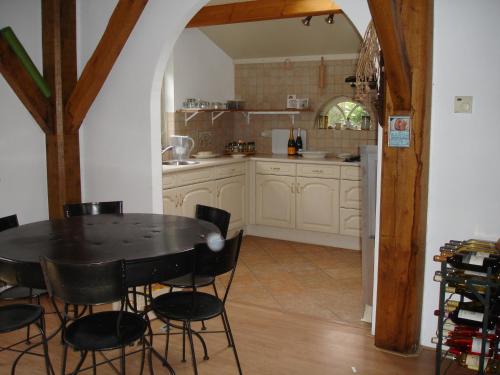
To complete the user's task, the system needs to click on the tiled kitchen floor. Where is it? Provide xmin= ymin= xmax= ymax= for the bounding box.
xmin=221 ymin=235 xmax=368 ymax=328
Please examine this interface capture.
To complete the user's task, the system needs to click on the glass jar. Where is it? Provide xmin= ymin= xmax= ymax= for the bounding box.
xmin=247 ymin=141 xmax=256 ymax=153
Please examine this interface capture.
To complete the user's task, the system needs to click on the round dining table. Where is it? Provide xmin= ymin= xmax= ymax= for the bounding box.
xmin=0 ymin=213 xmax=218 ymax=289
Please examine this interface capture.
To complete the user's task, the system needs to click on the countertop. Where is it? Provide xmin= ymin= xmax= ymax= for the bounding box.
xmin=162 ymin=154 xmax=359 ymax=173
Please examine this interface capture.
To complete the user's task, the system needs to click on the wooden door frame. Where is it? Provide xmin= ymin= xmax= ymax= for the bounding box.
xmin=188 ymin=0 xmax=433 ymax=354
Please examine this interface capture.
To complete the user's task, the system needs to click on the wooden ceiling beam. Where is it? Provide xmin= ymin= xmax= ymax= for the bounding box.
xmin=186 ymin=0 xmax=342 ymax=28
xmin=65 ymin=0 xmax=148 ymax=133
xmin=0 ymin=36 xmax=50 ymax=133
xmin=368 ymin=0 xmax=411 ymax=111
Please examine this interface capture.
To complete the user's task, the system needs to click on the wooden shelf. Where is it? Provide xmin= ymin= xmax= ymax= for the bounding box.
xmin=176 ymin=108 xmax=312 ymax=125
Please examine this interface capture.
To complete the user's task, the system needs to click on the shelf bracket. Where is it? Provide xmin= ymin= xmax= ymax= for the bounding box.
xmin=242 ymin=112 xmax=250 ymax=124
xmin=211 ymin=111 xmax=227 ymax=124
xmin=184 ymin=111 xmax=199 ymax=126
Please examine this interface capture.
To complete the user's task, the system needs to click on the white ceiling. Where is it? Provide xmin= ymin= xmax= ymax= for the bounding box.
xmin=199 ymin=2 xmax=361 ymax=60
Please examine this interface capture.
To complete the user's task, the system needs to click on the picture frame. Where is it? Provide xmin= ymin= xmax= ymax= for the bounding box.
xmin=388 ymin=115 xmax=411 ymax=148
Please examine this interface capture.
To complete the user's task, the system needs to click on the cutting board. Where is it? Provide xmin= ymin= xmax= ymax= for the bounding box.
xmin=272 ymin=129 xmax=307 ymax=154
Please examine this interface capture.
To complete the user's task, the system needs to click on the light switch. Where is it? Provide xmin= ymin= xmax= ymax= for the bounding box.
xmin=454 ymin=96 xmax=473 ymax=113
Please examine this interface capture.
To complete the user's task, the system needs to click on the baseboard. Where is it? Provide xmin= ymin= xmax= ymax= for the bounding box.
xmin=245 ymin=224 xmax=361 ymax=250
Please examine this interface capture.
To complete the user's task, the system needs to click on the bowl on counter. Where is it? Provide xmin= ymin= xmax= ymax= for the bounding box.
xmin=226 ymin=100 xmax=245 ymax=110
xmin=298 ymin=151 xmax=327 ymax=159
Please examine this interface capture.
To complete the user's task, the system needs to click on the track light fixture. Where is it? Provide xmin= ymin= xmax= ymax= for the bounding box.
xmin=302 ymin=16 xmax=312 ymax=26
xmin=325 ymin=14 xmax=335 ymax=24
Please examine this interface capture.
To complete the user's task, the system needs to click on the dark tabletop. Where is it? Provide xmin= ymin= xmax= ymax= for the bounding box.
xmin=0 ymin=213 xmax=218 ymax=287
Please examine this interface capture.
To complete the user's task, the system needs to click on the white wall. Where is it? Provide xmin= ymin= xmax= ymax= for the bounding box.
xmin=169 ymin=28 xmax=234 ymax=111
xmin=77 ymin=0 xmax=208 ymax=214
xmin=421 ymin=0 xmax=500 ymax=346
xmin=0 ymin=0 xmax=48 ymax=224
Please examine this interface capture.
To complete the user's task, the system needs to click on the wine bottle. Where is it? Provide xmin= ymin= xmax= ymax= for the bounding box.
xmin=449 ymin=239 xmax=497 ymax=248
xmin=434 ymin=304 xmax=497 ymax=329
xmin=287 ymin=128 xmax=296 ymax=156
xmin=295 ymin=128 xmax=303 ymax=154
xmin=434 ymin=253 xmax=500 ymax=274
xmin=431 ymin=336 xmax=495 ymax=355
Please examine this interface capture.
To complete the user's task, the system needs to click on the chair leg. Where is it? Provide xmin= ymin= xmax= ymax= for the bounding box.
xmin=91 ymin=351 xmax=97 ymax=375
xmin=222 ymin=309 xmax=243 ymax=375
xmin=138 ymin=338 xmax=146 ymax=375
xmin=11 ymin=317 xmax=54 ymax=375
xmin=61 ymin=343 xmax=69 ymax=375
xmin=164 ymin=319 xmax=170 ymax=360
xmin=182 ymin=321 xmax=187 ymax=362
xmin=71 ymin=350 xmax=88 ymax=375
xmin=39 ymin=316 xmax=54 ymax=375
xmin=120 ymin=347 xmax=126 ymax=375
xmin=213 ymin=283 xmax=231 ymax=345
xmin=186 ymin=321 xmax=198 ymax=375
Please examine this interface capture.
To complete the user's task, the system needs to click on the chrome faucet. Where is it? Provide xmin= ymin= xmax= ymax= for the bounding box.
xmin=161 ymin=145 xmax=174 ymax=154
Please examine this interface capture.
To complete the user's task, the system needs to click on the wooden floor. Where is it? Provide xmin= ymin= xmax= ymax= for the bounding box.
xmin=0 ymin=236 xmax=467 ymax=374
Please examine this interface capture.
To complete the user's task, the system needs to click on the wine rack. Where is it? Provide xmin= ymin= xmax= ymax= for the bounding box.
xmin=435 ymin=246 xmax=500 ymax=374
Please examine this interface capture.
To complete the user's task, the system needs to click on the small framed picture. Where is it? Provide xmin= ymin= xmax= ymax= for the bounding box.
xmin=287 ymin=94 xmax=297 ymax=109
xmin=388 ymin=115 xmax=411 ymax=148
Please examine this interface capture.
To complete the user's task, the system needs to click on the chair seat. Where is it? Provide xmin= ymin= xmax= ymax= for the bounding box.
xmin=0 ymin=286 xmax=47 ymax=300
xmin=64 ymin=311 xmax=147 ymax=351
xmin=162 ymin=273 xmax=215 ymax=289
xmin=0 ymin=304 xmax=43 ymax=333
xmin=152 ymin=291 xmax=223 ymax=322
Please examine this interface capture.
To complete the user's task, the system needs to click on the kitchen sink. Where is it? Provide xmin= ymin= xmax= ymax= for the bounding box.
xmin=162 ymin=160 xmax=200 ymax=166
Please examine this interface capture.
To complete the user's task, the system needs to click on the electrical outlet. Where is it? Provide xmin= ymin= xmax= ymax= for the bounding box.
xmin=454 ymin=96 xmax=473 ymax=113
xmin=198 ymin=131 xmax=213 ymax=150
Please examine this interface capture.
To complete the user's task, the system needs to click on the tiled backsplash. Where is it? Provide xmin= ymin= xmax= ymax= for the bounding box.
xmin=164 ymin=58 xmax=377 ymax=157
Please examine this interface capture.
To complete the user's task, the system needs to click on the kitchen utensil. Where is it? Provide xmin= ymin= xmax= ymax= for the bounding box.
xmin=272 ymin=129 xmax=307 ymax=154
xmin=193 ymin=153 xmax=220 ymax=159
xmin=298 ymin=151 xmax=327 ymax=159
xmin=169 ymin=135 xmax=194 ymax=160
xmin=227 ymin=100 xmax=245 ymax=110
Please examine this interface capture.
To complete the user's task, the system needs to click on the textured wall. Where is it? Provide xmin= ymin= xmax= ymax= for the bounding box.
xmin=233 ymin=59 xmax=377 ymax=155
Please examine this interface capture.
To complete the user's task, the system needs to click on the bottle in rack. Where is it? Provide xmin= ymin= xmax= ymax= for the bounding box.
xmin=434 ymin=252 xmax=500 ymax=274
xmin=295 ymin=128 xmax=303 ymax=154
xmin=288 ymin=128 xmax=296 ymax=156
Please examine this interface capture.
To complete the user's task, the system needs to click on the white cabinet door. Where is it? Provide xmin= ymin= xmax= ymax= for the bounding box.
xmin=255 ymin=174 xmax=295 ymax=228
xmin=296 ymin=177 xmax=339 ymax=234
xmin=216 ymin=175 xmax=245 ymax=230
xmin=178 ymin=181 xmax=216 ymax=218
xmin=339 ymin=208 xmax=362 ymax=236
xmin=340 ymin=180 xmax=362 ymax=209
xmin=163 ymin=188 xmax=182 ymax=215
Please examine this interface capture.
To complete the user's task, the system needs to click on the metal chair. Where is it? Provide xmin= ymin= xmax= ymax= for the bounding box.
xmin=162 ymin=205 xmax=231 ymax=290
xmin=0 ymin=214 xmax=47 ymax=343
xmin=63 ymin=201 xmax=123 ymax=218
xmin=0 ymin=254 xmax=53 ymax=375
xmin=41 ymin=257 xmax=150 ymax=375
xmin=152 ymin=230 xmax=244 ymax=375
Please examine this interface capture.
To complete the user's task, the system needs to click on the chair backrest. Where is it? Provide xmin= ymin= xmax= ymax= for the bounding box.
xmin=0 ymin=214 xmax=19 ymax=232
xmin=0 ymin=258 xmax=46 ymax=289
xmin=63 ymin=201 xmax=123 ymax=218
xmin=194 ymin=230 xmax=243 ymax=302
xmin=195 ymin=204 xmax=231 ymax=238
xmin=41 ymin=257 xmax=126 ymax=306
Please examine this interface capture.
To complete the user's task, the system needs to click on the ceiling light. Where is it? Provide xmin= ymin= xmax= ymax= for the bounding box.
xmin=325 ymin=14 xmax=335 ymax=24
xmin=302 ymin=16 xmax=312 ymax=26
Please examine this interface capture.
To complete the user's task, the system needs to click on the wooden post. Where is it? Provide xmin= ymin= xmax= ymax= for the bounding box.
xmin=372 ymin=0 xmax=433 ymax=353
xmin=42 ymin=0 xmax=80 ymax=219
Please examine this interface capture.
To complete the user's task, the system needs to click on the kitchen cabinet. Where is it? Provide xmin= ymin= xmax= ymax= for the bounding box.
xmin=163 ymin=161 xmax=245 ymax=231
xmin=255 ymin=161 xmax=340 ymax=234
xmin=255 ymin=174 xmax=295 ymax=228
xmin=339 ymin=166 xmax=361 ymax=236
xmin=296 ymin=177 xmax=339 ymax=233
xmin=216 ymin=175 xmax=245 ymax=231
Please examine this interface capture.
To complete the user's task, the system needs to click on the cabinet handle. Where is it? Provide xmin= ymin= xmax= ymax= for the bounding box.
xmin=174 ymin=194 xmax=179 ymax=208
xmin=311 ymin=169 xmax=323 ymax=174
xmin=179 ymin=194 xmax=184 ymax=207
xmin=291 ymin=183 xmax=295 ymax=193
xmin=296 ymin=183 xmax=301 ymax=194
xmin=271 ymin=167 xmax=281 ymax=171
xmin=217 ymin=188 xmax=220 ymax=198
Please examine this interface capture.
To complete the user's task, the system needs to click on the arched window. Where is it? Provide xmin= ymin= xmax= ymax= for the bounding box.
xmin=325 ymin=99 xmax=370 ymax=130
